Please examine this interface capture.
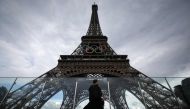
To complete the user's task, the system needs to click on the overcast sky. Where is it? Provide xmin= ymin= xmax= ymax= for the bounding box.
xmin=0 ymin=0 xmax=189 ymax=77
xmin=0 ymin=0 xmax=189 ymax=108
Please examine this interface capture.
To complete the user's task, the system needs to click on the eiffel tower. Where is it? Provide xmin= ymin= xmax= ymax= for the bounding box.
xmin=1 ymin=4 xmax=180 ymax=109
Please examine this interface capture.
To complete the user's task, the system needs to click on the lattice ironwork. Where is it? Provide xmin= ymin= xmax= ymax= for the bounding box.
xmin=0 ymin=3 xmax=182 ymax=109
xmin=86 ymin=4 xmax=103 ymax=36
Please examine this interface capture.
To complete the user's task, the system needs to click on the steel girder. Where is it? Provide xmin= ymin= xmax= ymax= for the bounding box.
xmin=3 ymin=71 xmax=64 ymax=109
xmin=110 ymin=87 xmax=129 ymax=109
xmin=2 ymin=66 xmax=180 ymax=109
xmin=109 ymin=75 xmax=179 ymax=109
xmin=71 ymin=42 xmax=117 ymax=56
xmin=110 ymin=78 xmax=163 ymax=109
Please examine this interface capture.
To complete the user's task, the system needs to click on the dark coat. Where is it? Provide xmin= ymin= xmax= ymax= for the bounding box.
xmin=84 ymin=84 xmax=104 ymax=109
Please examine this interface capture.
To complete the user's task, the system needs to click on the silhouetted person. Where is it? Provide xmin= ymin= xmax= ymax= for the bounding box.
xmin=84 ymin=79 xmax=104 ymax=109
xmin=174 ymin=78 xmax=190 ymax=109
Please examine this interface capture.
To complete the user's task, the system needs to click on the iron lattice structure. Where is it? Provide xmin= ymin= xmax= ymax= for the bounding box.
xmin=1 ymin=4 xmax=180 ymax=109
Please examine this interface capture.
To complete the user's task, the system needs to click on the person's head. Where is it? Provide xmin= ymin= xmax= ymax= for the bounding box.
xmin=93 ymin=79 xmax=98 ymax=85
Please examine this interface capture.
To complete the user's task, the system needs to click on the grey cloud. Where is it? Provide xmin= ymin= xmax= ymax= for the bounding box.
xmin=99 ymin=0 xmax=190 ymax=77
xmin=0 ymin=0 xmax=190 ymax=78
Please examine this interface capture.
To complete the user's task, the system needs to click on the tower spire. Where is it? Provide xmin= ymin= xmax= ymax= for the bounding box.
xmin=86 ymin=4 xmax=103 ymax=36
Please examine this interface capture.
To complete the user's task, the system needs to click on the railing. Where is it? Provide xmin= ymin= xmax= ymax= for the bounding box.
xmin=0 ymin=77 xmax=189 ymax=109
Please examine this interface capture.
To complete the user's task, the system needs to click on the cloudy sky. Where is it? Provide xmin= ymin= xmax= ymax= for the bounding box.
xmin=0 ymin=0 xmax=190 ymax=77
xmin=0 ymin=0 xmax=190 ymax=108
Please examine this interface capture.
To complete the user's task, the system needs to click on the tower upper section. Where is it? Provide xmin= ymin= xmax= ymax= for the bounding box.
xmin=61 ymin=4 xmax=128 ymax=61
xmin=71 ymin=4 xmax=118 ymax=56
xmin=86 ymin=4 xmax=103 ymax=36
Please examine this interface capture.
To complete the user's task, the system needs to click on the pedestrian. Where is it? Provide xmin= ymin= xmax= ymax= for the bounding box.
xmin=84 ymin=79 xmax=104 ymax=109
